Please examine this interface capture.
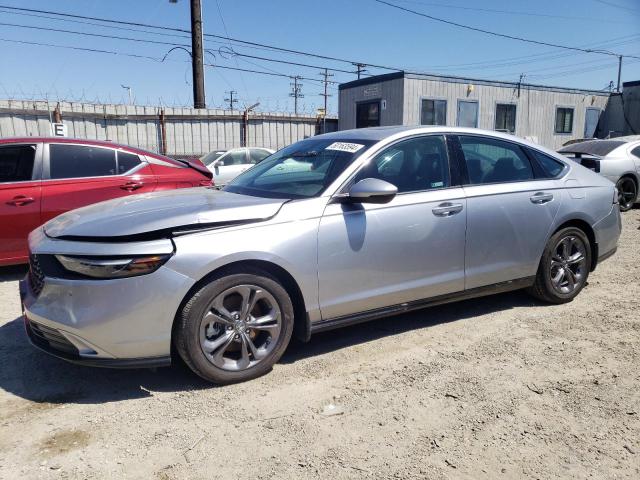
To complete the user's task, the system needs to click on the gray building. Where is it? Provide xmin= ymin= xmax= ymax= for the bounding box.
xmin=339 ymin=72 xmax=610 ymax=150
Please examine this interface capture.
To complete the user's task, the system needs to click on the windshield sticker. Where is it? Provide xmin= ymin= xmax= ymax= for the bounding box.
xmin=325 ymin=142 xmax=365 ymax=153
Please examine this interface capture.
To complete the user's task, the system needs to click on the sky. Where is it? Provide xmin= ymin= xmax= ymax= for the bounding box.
xmin=0 ymin=0 xmax=639 ymax=115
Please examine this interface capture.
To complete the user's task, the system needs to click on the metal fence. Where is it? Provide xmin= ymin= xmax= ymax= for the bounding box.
xmin=0 ymin=100 xmax=338 ymax=156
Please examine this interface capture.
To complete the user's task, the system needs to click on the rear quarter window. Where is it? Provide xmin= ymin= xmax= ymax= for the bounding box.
xmin=117 ymin=151 xmax=142 ymax=174
xmin=527 ymin=149 xmax=566 ymax=178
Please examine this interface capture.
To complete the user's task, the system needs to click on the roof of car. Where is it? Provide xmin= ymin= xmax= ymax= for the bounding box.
xmin=314 ymin=125 xmax=529 ymax=142
xmin=0 ymin=136 xmax=177 ymax=162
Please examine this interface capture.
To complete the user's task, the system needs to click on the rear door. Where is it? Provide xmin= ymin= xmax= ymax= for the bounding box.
xmin=41 ymin=143 xmax=156 ymax=224
xmin=455 ymin=134 xmax=562 ymax=289
xmin=0 ymin=143 xmax=42 ymax=264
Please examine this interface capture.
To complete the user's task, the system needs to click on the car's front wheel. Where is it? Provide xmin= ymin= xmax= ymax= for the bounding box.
xmin=175 ymin=268 xmax=294 ymax=384
xmin=616 ymin=176 xmax=637 ymax=212
xmin=527 ymin=227 xmax=591 ymax=304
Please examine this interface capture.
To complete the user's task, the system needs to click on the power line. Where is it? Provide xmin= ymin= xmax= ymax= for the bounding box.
xmin=391 ymin=0 xmax=637 ymax=24
xmin=0 ymin=4 xmax=403 ymax=72
xmin=372 ymin=0 xmax=640 ymax=60
xmin=5 ymin=3 xmax=636 ymax=76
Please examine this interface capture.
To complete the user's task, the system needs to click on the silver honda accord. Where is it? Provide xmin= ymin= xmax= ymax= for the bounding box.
xmin=20 ymin=126 xmax=621 ymax=384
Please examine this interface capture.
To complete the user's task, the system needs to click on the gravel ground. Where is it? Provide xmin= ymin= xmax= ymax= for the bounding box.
xmin=0 ymin=211 xmax=638 ymax=480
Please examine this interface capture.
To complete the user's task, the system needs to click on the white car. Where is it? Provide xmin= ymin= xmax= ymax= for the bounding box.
xmin=201 ymin=147 xmax=274 ymax=185
xmin=559 ymin=136 xmax=640 ymax=211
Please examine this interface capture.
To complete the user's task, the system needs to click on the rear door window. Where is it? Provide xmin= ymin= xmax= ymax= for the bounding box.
xmin=249 ymin=149 xmax=271 ymax=164
xmin=224 ymin=150 xmax=249 ymax=165
xmin=49 ymin=144 xmax=116 ymax=179
xmin=459 ymin=135 xmax=533 ymax=184
xmin=0 ymin=145 xmax=36 ymax=182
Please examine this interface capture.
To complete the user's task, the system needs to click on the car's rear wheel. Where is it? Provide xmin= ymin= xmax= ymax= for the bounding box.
xmin=527 ymin=227 xmax=591 ymax=304
xmin=175 ymin=268 xmax=294 ymax=384
xmin=616 ymin=176 xmax=637 ymax=212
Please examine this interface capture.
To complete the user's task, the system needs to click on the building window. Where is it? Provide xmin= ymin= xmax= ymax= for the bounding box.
xmin=457 ymin=100 xmax=479 ymax=128
xmin=356 ymin=101 xmax=380 ymax=128
xmin=495 ymin=104 xmax=516 ymax=133
xmin=420 ymin=99 xmax=447 ymax=126
xmin=555 ymin=107 xmax=574 ymax=134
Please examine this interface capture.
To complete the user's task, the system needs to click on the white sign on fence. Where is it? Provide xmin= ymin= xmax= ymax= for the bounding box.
xmin=51 ymin=123 xmax=68 ymax=137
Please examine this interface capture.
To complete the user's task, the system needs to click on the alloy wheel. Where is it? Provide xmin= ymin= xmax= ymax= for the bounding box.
xmin=549 ymin=235 xmax=588 ymax=295
xmin=617 ymin=177 xmax=637 ymax=211
xmin=199 ymin=285 xmax=282 ymax=371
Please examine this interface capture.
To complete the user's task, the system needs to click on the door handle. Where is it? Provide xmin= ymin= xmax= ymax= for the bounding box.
xmin=432 ymin=202 xmax=463 ymax=217
xmin=6 ymin=195 xmax=35 ymax=207
xmin=120 ymin=181 xmax=144 ymax=191
xmin=530 ymin=192 xmax=553 ymax=204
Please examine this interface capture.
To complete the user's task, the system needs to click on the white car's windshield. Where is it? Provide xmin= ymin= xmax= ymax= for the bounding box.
xmin=224 ymin=138 xmax=374 ymax=199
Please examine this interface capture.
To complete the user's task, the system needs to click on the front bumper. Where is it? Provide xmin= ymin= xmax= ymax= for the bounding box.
xmin=20 ymin=252 xmax=194 ymax=368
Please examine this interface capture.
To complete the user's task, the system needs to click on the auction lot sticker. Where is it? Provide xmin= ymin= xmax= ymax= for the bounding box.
xmin=325 ymin=142 xmax=365 ymax=153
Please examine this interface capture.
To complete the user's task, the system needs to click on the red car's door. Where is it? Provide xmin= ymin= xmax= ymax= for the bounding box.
xmin=41 ymin=143 xmax=157 ymax=224
xmin=0 ymin=143 xmax=42 ymax=265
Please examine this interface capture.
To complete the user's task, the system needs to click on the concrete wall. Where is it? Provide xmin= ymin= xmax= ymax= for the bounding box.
xmin=339 ymin=74 xmax=610 ymax=150
xmin=0 ymin=100 xmax=338 ymax=156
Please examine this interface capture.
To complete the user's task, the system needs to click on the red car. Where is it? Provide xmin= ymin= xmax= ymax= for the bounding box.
xmin=0 ymin=137 xmax=213 ymax=266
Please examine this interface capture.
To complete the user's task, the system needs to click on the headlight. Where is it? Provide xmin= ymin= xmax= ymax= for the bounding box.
xmin=55 ymin=254 xmax=172 ymax=279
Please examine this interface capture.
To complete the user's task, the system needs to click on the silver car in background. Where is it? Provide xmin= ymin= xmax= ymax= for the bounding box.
xmin=20 ymin=127 xmax=621 ymax=384
xmin=201 ymin=147 xmax=274 ymax=185
xmin=559 ymin=136 xmax=640 ymax=211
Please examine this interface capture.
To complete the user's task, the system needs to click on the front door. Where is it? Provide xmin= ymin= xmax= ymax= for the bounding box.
xmin=317 ymin=134 xmax=466 ymax=320
xmin=456 ymin=134 xmax=561 ymax=289
xmin=0 ymin=143 xmax=42 ymax=264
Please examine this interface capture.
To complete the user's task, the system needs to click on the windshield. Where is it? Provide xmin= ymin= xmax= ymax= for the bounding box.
xmin=201 ymin=150 xmax=227 ymax=166
xmin=224 ymin=138 xmax=374 ymax=199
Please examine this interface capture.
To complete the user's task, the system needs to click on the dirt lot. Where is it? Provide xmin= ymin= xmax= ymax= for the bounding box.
xmin=0 ymin=211 xmax=638 ymax=480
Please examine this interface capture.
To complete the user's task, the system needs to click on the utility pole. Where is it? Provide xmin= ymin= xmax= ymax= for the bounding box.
xmin=289 ymin=76 xmax=304 ymax=115
xmin=354 ymin=63 xmax=367 ymax=79
xmin=224 ymin=90 xmax=238 ymax=110
xmin=319 ymin=68 xmax=334 ymax=133
xmin=190 ymin=0 xmax=206 ymax=108
xmin=617 ymin=55 xmax=623 ymax=93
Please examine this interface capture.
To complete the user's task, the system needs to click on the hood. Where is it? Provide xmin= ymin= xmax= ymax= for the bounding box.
xmin=44 ymin=188 xmax=287 ymax=241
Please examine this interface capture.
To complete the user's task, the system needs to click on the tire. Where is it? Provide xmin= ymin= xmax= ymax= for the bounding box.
xmin=527 ymin=227 xmax=592 ymax=304
xmin=616 ymin=176 xmax=637 ymax=212
xmin=175 ymin=267 xmax=294 ymax=384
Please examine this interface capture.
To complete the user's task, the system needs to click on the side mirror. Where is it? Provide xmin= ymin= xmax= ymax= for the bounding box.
xmin=343 ymin=178 xmax=398 ymax=204
xmin=214 ymin=159 xmax=225 ymax=167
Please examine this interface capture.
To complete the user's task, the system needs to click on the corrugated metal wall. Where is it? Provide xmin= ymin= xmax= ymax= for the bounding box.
xmin=0 ymin=100 xmax=338 ymax=155
xmin=339 ymin=75 xmax=610 ymax=150
xmin=338 ymin=77 xmax=404 ymax=130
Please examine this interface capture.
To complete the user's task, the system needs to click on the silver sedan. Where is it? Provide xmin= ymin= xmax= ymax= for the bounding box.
xmin=20 ymin=127 xmax=621 ymax=384
xmin=559 ymin=136 xmax=640 ymax=211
